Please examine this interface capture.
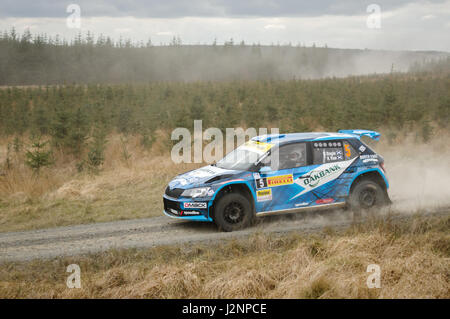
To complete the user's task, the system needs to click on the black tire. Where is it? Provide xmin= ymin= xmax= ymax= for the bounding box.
xmin=213 ymin=193 xmax=253 ymax=232
xmin=348 ymin=180 xmax=388 ymax=215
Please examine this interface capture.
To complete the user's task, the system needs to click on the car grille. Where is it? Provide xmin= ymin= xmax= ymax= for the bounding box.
xmin=163 ymin=198 xmax=182 ymax=215
xmin=165 ymin=186 xmax=184 ymax=198
xmin=164 ymin=197 xmax=181 ymax=210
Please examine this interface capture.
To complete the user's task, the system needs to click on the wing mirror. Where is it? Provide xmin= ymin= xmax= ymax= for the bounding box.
xmin=259 ymin=166 xmax=272 ymax=174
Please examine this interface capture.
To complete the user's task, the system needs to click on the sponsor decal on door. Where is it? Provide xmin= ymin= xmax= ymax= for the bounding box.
xmin=255 ymin=174 xmax=293 ymax=189
xmin=256 ymin=189 xmax=272 ymax=202
xmin=291 ymin=158 xmax=357 ymax=199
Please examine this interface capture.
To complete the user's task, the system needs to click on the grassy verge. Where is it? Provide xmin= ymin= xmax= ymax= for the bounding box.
xmin=0 ymin=214 xmax=448 ymax=298
xmin=0 ymin=136 xmax=202 ymax=232
xmin=0 ymin=171 xmax=170 ymax=232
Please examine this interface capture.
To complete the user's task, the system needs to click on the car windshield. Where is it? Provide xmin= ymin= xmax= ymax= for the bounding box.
xmin=215 ymin=140 xmax=273 ymax=171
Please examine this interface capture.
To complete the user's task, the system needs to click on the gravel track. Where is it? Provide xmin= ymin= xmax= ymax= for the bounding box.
xmin=1 ymin=207 xmax=448 ymax=262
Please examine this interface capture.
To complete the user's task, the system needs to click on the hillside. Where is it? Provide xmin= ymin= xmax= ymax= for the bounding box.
xmin=0 ymin=30 xmax=449 ymax=85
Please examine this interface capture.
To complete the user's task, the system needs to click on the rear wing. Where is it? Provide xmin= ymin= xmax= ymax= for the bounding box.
xmin=338 ymin=129 xmax=381 ymax=141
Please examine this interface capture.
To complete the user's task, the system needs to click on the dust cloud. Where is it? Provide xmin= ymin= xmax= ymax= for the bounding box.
xmin=377 ymin=134 xmax=450 ymax=213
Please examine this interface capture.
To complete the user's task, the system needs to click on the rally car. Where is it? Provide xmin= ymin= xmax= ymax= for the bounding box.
xmin=163 ymin=129 xmax=390 ymax=231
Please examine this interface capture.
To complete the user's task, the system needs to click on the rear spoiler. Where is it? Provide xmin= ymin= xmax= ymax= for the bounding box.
xmin=338 ymin=129 xmax=381 ymax=141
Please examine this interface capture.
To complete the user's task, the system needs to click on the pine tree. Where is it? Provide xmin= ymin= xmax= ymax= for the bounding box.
xmin=86 ymin=126 xmax=107 ymax=173
xmin=25 ymin=138 xmax=53 ymax=173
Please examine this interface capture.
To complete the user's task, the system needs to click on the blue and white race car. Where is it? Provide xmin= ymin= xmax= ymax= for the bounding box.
xmin=163 ymin=130 xmax=390 ymax=231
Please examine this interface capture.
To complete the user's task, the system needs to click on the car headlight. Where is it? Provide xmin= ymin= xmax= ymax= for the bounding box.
xmin=181 ymin=187 xmax=214 ymax=198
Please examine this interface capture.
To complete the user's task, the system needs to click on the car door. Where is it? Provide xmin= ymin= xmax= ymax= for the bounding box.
xmin=254 ymin=142 xmax=316 ymax=213
xmin=292 ymin=139 xmax=359 ymax=205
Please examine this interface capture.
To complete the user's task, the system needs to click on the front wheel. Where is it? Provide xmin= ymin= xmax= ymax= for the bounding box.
xmin=213 ymin=193 xmax=253 ymax=232
xmin=348 ymin=180 xmax=388 ymax=216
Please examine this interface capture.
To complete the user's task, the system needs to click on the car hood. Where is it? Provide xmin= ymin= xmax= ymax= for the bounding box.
xmin=168 ymin=165 xmax=241 ymax=189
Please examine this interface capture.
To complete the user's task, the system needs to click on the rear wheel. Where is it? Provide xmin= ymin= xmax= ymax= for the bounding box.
xmin=348 ymin=180 xmax=388 ymax=217
xmin=213 ymin=193 xmax=253 ymax=232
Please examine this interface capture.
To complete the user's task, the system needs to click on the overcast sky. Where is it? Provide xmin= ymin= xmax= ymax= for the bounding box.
xmin=1 ymin=0 xmax=449 ymax=51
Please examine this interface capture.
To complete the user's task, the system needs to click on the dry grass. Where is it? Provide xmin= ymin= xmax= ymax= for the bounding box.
xmin=0 ymin=215 xmax=448 ymax=298
xmin=0 ymin=133 xmax=202 ymax=232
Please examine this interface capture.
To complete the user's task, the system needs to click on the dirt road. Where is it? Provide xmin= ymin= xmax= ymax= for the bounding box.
xmin=1 ymin=207 xmax=448 ymax=262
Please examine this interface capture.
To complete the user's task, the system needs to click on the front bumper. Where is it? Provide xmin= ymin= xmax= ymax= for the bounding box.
xmin=163 ymin=194 xmax=213 ymax=222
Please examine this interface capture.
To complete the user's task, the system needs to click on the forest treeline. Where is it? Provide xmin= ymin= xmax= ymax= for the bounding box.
xmin=0 ymin=29 xmax=448 ymax=85
xmin=1 ymin=73 xmax=448 ymax=142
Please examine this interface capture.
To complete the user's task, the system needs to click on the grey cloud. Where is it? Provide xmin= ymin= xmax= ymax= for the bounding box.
xmin=0 ymin=0 xmax=447 ymax=18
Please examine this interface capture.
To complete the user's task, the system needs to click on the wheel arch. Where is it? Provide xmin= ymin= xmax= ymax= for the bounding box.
xmin=209 ymin=182 xmax=255 ymax=220
xmin=348 ymin=168 xmax=389 ymax=195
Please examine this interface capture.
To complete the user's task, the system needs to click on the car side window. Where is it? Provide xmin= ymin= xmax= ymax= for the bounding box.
xmin=263 ymin=143 xmax=307 ymax=170
xmin=312 ymin=140 xmax=344 ymax=164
